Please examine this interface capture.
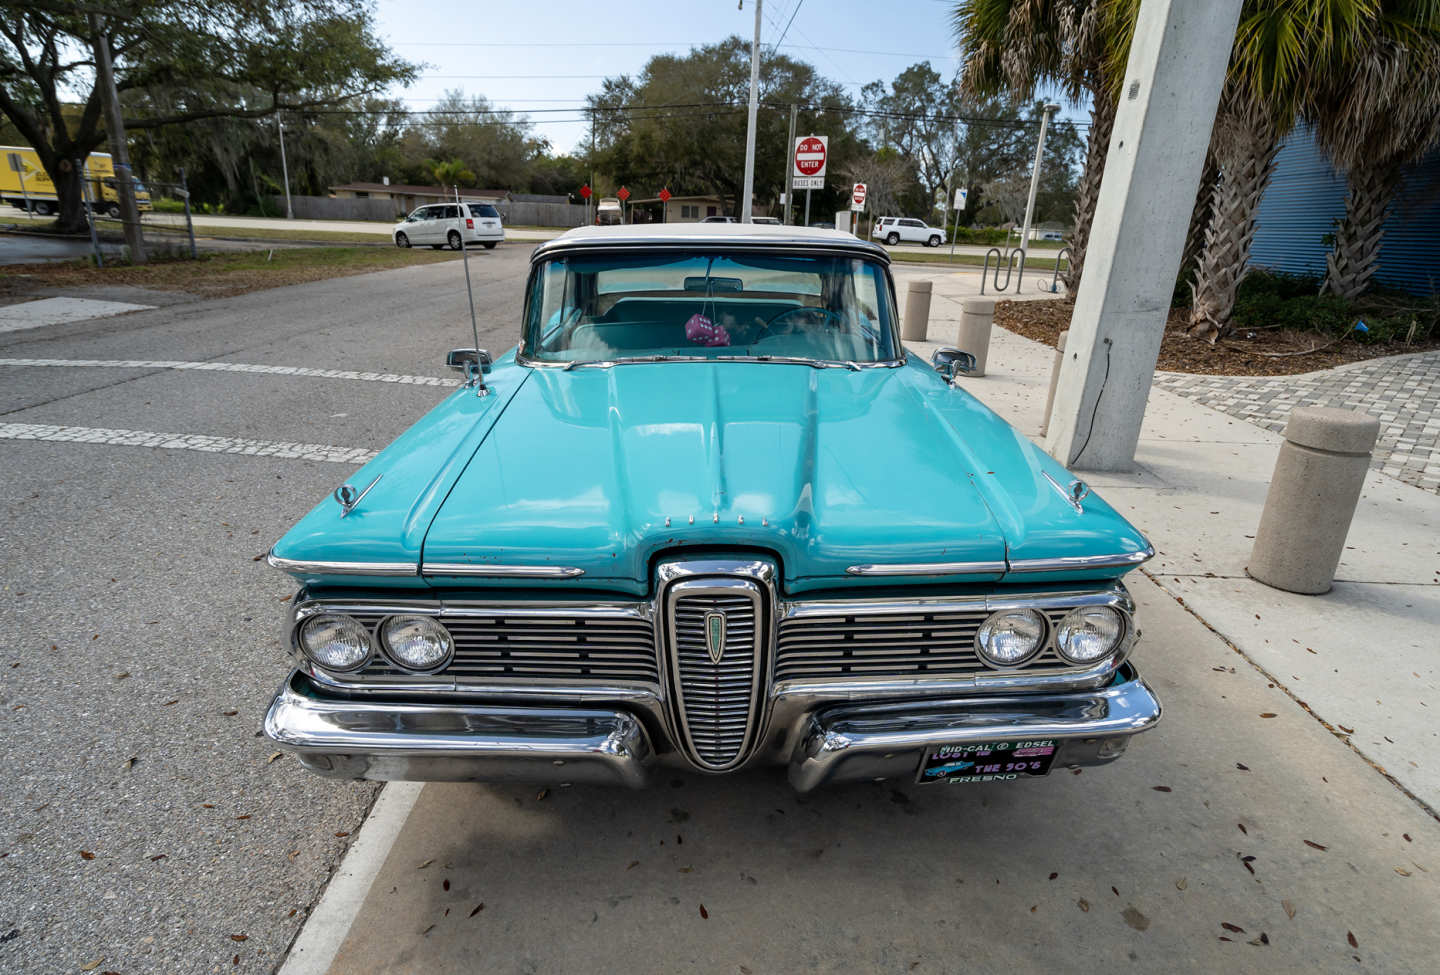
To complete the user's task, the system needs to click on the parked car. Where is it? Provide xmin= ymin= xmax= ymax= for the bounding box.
xmin=264 ymin=223 xmax=1160 ymax=791
xmin=872 ymin=216 xmax=945 ymax=247
xmin=700 ymin=214 xmax=737 ymax=223
xmin=596 ymin=198 xmax=623 ymax=225
xmin=752 ymin=216 xmax=782 ymax=225
xmin=393 ymin=202 xmax=503 ymax=250
xmin=1040 ymin=230 xmax=1066 ymax=241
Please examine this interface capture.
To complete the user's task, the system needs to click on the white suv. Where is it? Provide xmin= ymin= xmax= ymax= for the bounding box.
xmin=393 ymin=202 xmax=504 ymax=250
xmin=872 ymin=217 xmax=945 ymax=247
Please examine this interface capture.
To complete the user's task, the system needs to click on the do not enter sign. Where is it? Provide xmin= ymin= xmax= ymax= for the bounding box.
xmin=792 ymin=135 xmax=828 ymax=190
xmin=851 ymin=182 xmax=867 ymax=211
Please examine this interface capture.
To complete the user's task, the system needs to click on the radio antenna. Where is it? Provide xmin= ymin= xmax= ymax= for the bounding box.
xmin=454 ymin=186 xmax=482 ymax=365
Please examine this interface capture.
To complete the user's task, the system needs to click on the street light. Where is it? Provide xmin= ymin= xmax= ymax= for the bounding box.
xmin=1018 ymin=102 xmax=1061 ymax=253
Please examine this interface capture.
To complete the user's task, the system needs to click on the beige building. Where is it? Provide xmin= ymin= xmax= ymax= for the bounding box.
xmin=329 ymin=182 xmax=509 ymax=215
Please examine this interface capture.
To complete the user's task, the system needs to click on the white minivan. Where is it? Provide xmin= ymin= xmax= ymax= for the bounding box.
xmin=393 ymin=202 xmax=504 ymax=250
xmin=872 ymin=216 xmax=945 ymax=247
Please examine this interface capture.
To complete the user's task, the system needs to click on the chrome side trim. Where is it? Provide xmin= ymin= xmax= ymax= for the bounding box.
xmin=1007 ymin=546 xmax=1155 ymax=574
xmin=266 ymin=551 xmax=418 ymax=577
xmin=846 ymin=560 xmax=1007 ymax=577
xmin=420 ymin=562 xmax=585 ymax=578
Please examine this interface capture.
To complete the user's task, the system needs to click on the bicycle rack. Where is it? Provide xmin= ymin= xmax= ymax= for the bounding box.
xmin=981 ymin=247 xmax=1026 ymax=295
xmin=1040 ymin=247 xmax=1072 ymax=294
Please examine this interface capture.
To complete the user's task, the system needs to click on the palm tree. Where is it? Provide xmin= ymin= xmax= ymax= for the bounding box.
xmin=1312 ymin=3 xmax=1440 ymax=299
xmin=427 ymin=157 xmax=476 ymax=194
xmin=953 ymin=1 xmax=1134 ymax=293
xmin=1188 ymin=0 xmax=1382 ymax=342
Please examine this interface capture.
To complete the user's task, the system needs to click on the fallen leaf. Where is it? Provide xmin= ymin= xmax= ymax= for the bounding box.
xmin=469 ymin=903 xmax=484 ymax=917
xmin=1221 ymin=922 xmax=1245 ymax=933
xmin=626 ymin=860 xmax=640 ymax=870
xmin=1152 ymin=786 xmax=1173 ymax=793
xmin=422 ymin=924 xmax=435 ymax=936
xmin=267 ymin=752 xmax=282 ymax=763
xmin=1338 ymin=725 xmax=1355 ymax=734
xmin=222 ymin=710 xmax=238 ymax=717
xmin=1404 ymin=833 xmax=1412 ymax=842
xmin=1395 ymin=867 xmax=1411 ymax=877
xmin=114 ymin=672 xmax=130 ymax=680
xmin=1282 ymin=899 xmax=1295 ymax=919
xmin=1048 ymin=872 xmax=1058 ymax=880
xmin=122 ymin=757 xmax=136 ymax=770
xmin=699 ymin=903 xmax=709 ymax=919
xmin=1111 ymin=886 xmax=1120 ymax=897
xmin=1176 ymin=877 xmax=1187 ymax=891
xmin=1347 ymin=931 xmax=1358 ymax=948
xmin=79 ymin=850 xmax=95 ymax=860
xmin=1303 ymin=840 xmax=1327 ymax=851
xmin=79 ymin=961 xmax=103 ymax=972
xmin=536 ymin=789 xmax=549 ymax=801
xmin=235 ymin=815 xmax=251 ymax=821
xmin=149 ymin=853 xmax=167 ymax=862
xmin=1218 ymin=937 xmax=1233 ymax=943
xmin=1238 ymin=823 xmax=1248 ymax=834
xmin=334 ymin=832 xmax=349 ymax=838
xmin=201 ymin=803 xmax=215 ymax=809
xmin=230 ymin=934 xmax=248 ymax=942
xmin=418 ymin=859 xmax=434 ymax=869
xmin=162 ymin=699 xmax=179 ymax=706
xmin=1077 ymin=899 xmax=1090 ymax=912
xmin=1259 ymin=713 xmax=1277 ymax=719
xmin=1248 ymin=933 xmax=1269 ymax=946
xmin=443 ymin=879 xmax=450 ymax=891
xmin=1236 ymin=763 xmax=1250 ymax=771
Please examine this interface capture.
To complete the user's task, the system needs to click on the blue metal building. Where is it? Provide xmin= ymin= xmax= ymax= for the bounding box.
xmin=1248 ymin=125 xmax=1439 ymax=295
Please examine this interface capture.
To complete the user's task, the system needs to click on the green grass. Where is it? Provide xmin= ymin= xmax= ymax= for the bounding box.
xmin=889 ymin=251 xmax=1062 ymax=272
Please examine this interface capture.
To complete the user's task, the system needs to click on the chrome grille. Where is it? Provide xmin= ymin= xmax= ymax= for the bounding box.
xmin=350 ymin=608 xmax=658 ymax=683
xmin=667 ymin=582 xmax=765 ymax=770
xmin=775 ymin=607 xmax=1070 ymax=681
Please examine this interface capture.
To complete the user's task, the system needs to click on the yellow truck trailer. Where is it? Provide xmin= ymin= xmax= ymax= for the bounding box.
xmin=1 ymin=146 xmax=152 ymax=217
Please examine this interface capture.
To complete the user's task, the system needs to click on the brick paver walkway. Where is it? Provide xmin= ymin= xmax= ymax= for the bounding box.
xmin=1153 ymin=350 xmax=1440 ymax=494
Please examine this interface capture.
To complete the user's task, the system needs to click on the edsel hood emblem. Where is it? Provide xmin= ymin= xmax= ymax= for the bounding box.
xmin=704 ymin=612 xmax=726 ymax=664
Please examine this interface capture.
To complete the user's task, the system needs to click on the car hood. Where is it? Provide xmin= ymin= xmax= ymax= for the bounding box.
xmin=419 ymin=357 xmax=1149 ymax=594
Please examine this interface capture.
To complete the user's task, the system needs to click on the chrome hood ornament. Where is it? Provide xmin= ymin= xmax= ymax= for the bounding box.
xmin=704 ymin=611 xmax=726 ymax=664
xmin=333 ymin=473 xmax=382 ymax=517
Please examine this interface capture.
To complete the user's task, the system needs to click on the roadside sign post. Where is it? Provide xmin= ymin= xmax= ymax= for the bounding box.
xmin=77 ymin=161 xmax=103 ymax=268
xmin=180 ymin=166 xmax=197 ymax=259
xmin=617 ymin=185 xmax=630 ymax=224
xmin=850 ymin=184 xmax=868 ymax=240
xmin=950 ymin=185 xmax=968 ymax=259
xmin=793 ymin=135 xmax=828 ymax=230
xmin=579 ymin=183 xmax=592 ymax=225
xmin=658 ymin=187 xmax=671 ymax=223
xmin=783 ymin=104 xmax=797 ymax=225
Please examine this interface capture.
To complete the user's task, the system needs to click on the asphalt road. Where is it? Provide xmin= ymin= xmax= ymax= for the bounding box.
xmin=0 ymin=246 xmax=529 ymax=974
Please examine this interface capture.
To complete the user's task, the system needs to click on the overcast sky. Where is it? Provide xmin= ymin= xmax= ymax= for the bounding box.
xmin=372 ymin=0 xmax=1090 ymax=155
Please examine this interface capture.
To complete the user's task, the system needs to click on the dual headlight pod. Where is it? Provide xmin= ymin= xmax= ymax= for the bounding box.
xmin=975 ymin=605 xmax=1125 ymax=668
xmin=297 ymin=613 xmax=453 ymax=674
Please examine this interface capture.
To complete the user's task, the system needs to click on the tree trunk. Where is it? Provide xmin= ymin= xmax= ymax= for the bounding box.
xmin=1179 ymin=148 xmax=1219 ymax=287
xmin=51 ymin=156 xmax=93 ymax=235
xmin=1322 ymin=158 xmax=1402 ymax=300
xmin=1188 ymin=103 xmax=1282 ymax=342
xmin=1060 ymin=91 xmax=1115 ymax=293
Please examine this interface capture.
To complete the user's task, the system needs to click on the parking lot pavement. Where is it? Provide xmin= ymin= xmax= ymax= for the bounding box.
xmin=0 ymin=247 xmax=532 ymax=974
xmin=315 ymin=574 xmax=1440 ymax=974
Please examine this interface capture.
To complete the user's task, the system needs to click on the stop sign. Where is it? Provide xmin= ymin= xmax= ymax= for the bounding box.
xmin=795 ymin=137 xmax=826 ymax=177
xmin=616 ymin=186 xmax=630 ymax=202
xmin=579 ymin=184 xmax=592 ymax=199
xmin=658 ymin=187 xmax=671 ymax=202
xmin=852 ymin=183 xmax=867 ymax=206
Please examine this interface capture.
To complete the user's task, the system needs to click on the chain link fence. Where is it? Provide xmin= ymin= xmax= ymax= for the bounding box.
xmin=77 ymin=164 xmax=198 ymax=266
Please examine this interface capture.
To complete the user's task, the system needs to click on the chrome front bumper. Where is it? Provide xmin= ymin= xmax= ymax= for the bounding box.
xmin=264 ymin=665 xmax=1160 ymax=792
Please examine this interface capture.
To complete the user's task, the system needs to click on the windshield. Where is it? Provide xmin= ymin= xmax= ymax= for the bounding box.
xmin=522 ymin=250 xmax=898 ymax=365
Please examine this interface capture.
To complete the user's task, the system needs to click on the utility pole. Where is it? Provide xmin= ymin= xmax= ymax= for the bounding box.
xmin=1044 ymin=0 xmax=1242 ymax=470
xmin=277 ymin=114 xmax=294 ymax=219
xmin=1018 ymin=102 xmax=1060 ymax=254
xmin=88 ymin=15 xmax=145 ymax=263
xmin=740 ymin=0 xmax=762 ymax=223
xmin=783 ymin=103 xmax=797 ymax=225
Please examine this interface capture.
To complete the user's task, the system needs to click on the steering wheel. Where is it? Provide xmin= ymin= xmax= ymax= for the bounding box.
xmin=760 ymin=306 xmax=847 ymax=335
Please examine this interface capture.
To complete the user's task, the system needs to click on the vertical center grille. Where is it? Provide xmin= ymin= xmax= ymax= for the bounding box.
xmin=665 ymin=577 xmax=765 ymax=771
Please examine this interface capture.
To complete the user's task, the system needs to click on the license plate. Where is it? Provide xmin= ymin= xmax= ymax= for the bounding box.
xmin=916 ymin=738 xmax=1058 ymax=785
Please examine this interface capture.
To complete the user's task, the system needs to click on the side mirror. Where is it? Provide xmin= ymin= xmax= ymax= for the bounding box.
xmin=446 ymin=348 xmax=492 ymax=374
xmin=931 ymin=347 xmax=977 ymax=383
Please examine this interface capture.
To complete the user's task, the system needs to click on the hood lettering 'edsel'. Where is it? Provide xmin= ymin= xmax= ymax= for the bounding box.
xmin=263 ymin=224 xmax=1161 ymax=792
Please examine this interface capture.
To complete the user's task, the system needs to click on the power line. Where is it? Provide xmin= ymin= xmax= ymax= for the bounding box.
xmin=390 ymin=39 xmax=959 ymax=59
xmin=773 ymin=1 xmax=805 ymax=51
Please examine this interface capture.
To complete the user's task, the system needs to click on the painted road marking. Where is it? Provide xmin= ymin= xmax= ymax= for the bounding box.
xmin=0 ymin=422 xmax=375 ymax=464
xmin=277 ymin=783 xmax=424 ymax=975
xmin=0 ymin=357 xmax=461 ymax=387
xmin=0 ymin=297 xmax=155 ymax=333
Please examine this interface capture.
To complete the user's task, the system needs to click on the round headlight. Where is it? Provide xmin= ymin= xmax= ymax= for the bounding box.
xmin=1055 ymin=606 xmax=1124 ymax=664
xmin=975 ymin=609 xmax=1047 ymax=666
xmin=298 ymin=614 xmax=372 ymax=672
xmin=379 ymin=615 xmax=453 ymax=672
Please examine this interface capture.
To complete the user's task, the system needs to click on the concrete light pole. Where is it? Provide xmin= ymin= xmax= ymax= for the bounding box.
xmin=1017 ymin=103 xmax=1060 ymax=252
xmin=1044 ymin=0 xmax=1243 ymax=471
xmin=740 ymin=0 xmax=762 ymax=223
xmin=277 ymin=115 xmax=295 ymax=219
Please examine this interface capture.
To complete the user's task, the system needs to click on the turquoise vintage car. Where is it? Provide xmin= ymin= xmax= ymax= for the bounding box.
xmin=264 ymin=224 xmax=1160 ymax=790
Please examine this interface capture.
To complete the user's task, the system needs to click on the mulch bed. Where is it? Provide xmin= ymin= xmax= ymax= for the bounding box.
xmin=997 ymin=299 xmax=1440 ymax=377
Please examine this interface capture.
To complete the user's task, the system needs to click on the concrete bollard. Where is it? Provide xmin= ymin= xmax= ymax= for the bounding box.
xmin=1039 ymin=329 xmax=1068 ymax=437
xmin=1248 ymin=407 xmax=1381 ymax=595
xmin=955 ymin=298 xmax=995 ymax=377
xmin=901 ymin=280 xmax=932 ymax=342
